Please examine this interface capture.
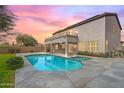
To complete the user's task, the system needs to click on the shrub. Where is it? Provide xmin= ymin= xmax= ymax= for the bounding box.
xmin=78 ymin=51 xmax=110 ymax=57
xmin=6 ymin=57 xmax=24 ymax=70
xmin=96 ymin=52 xmax=101 ymax=57
xmin=78 ymin=50 xmax=124 ymax=58
xmin=78 ymin=51 xmax=84 ymax=55
xmin=103 ymin=52 xmax=109 ymax=58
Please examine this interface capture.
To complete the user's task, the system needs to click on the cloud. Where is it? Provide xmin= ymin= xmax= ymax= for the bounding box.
xmin=9 ymin=5 xmax=124 ymax=43
xmin=9 ymin=6 xmax=86 ymax=43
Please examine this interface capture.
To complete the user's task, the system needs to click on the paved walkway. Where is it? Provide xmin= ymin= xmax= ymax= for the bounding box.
xmin=16 ymin=53 xmax=124 ymax=88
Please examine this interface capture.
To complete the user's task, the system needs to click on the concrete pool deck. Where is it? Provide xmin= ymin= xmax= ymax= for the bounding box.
xmin=16 ymin=53 xmax=124 ymax=88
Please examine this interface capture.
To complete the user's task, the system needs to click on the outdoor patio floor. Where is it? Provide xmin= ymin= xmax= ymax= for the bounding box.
xmin=16 ymin=53 xmax=124 ymax=88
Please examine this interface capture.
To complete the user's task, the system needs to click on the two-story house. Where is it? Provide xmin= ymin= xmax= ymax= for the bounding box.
xmin=45 ymin=12 xmax=122 ymax=56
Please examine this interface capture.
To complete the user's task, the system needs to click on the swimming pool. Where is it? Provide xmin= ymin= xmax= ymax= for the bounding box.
xmin=26 ymin=54 xmax=83 ymax=71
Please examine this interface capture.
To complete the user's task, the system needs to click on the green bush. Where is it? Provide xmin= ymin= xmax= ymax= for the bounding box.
xmin=78 ymin=51 xmax=110 ymax=57
xmin=6 ymin=57 xmax=24 ymax=70
xmin=103 ymin=52 xmax=109 ymax=58
xmin=78 ymin=51 xmax=84 ymax=55
xmin=78 ymin=50 xmax=124 ymax=58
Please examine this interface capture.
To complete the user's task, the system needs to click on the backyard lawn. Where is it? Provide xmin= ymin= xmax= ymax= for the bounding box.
xmin=0 ymin=54 xmax=15 ymax=88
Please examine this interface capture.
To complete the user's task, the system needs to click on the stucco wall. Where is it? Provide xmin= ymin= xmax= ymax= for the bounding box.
xmin=0 ymin=46 xmax=44 ymax=53
xmin=105 ymin=16 xmax=121 ymax=52
xmin=75 ymin=17 xmax=106 ymax=53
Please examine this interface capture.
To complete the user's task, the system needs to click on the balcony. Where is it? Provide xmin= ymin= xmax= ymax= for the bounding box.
xmin=45 ymin=32 xmax=78 ymax=43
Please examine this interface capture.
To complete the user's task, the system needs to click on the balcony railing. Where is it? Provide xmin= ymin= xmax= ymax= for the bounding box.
xmin=45 ymin=32 xmax=78 ymax=42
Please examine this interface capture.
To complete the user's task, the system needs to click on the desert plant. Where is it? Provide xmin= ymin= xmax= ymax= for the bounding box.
xmin=6 ymin=56 xmax=24 ymax=70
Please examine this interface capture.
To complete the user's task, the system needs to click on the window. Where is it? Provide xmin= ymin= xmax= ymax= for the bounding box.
xmin=61 ymin=43 xmax=65 ymax=49
xmin=85 ymin=41 xmax=88 ymax=51
xmin=105 ymin=40 xmax=108 ymax=52
xmin=82 ymin=41 xmax=85 ymax=51
xmin=78 ymin=40 xmax=99 ymax=53
xmin=112 ymin=25 xmax=116 ymax=32
xmin=55 ymin=44 xmax=59 ymax=51
xmin=92 ymin=41 xmax=95 ymax=52
xmin=78 ymin=42 xmax=82 ymax=51
xmin=91 ymin=41 xmax=93 ymax=51
xmin=94 ymin=40 xmax=98 ymax=52
xmin=89 ymin=41 xmax=91 ymax=52
xmin=87 ymin=41 xmax=89 ymax=51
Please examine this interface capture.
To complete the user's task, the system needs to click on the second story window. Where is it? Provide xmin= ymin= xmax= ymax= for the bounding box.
xmin=112 ymin=24 xmax=116 ymax=33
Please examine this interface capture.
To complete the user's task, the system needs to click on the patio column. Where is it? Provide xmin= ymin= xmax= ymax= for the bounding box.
xmin=65 ymin=35 xmax=68 ymax=57
xmin=76 ymin=43 xmax=78 ymax=55
xmin=51 ymin=42 xmax=53 ymax=53
xmin=57 ymin=43 xmax=59 ymax=53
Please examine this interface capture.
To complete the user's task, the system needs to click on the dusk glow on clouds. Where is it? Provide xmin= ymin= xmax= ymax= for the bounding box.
xmin=9 ymin=5 xmax=124 ymax=43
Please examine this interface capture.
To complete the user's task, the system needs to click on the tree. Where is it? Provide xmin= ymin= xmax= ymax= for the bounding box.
xmin=0 ymin=42 xmax=10 ymax=47
xmin=0 ymin=5 xmax=17 ymax=41
xmin=0 ymin=5 xmax=16 ymax=32
xmin=16 ymin=34 xmax=38 ymax=46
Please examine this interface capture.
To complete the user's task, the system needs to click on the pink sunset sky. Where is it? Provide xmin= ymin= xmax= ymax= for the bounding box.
xmin=9 ymin=5 xmax=124 ymax=43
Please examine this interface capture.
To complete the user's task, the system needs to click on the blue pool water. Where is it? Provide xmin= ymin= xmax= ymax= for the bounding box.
xmin=26 ymin=54 xmax=83 ymax=71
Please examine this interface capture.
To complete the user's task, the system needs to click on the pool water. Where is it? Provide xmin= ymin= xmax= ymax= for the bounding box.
xmin=26 ymin=54 xmax=83 ymax=71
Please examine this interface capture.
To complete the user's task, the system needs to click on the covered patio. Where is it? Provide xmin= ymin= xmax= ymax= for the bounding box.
xmin=45 ymin=34 xmax=79 ymax=56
